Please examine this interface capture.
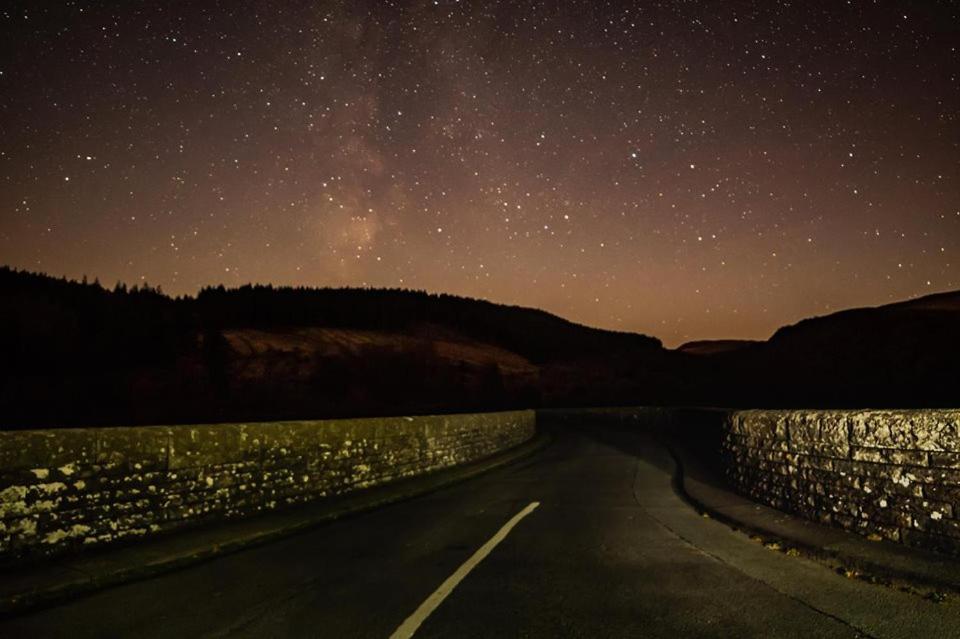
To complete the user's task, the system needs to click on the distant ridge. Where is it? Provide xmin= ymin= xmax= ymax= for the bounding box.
xmin=675 ymin=340 xmax=759 ymax=356
xmin=767 ymin=289 xmax=960 ymax=345
xmin=721 ymin=288 xmax=960 ymax=408
xmin=770 ymin=289 xmax=960 ymax=340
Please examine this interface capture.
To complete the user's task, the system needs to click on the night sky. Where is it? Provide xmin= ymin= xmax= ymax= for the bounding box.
xmin=2 ymin=2 xmax=958 ymax=346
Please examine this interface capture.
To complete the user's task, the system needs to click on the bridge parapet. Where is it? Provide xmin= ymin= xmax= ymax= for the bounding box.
xmin=0 ymin=410 xmax=535 ymax=565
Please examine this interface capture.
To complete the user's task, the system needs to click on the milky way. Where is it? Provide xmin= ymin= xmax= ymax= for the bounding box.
xmin=2 ymin=1 xmax=958 ymax=345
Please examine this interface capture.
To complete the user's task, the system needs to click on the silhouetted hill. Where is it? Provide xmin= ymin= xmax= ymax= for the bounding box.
xmin=1 ymin=266 xmax=956 ymax=429
xmin=0 ymin=267 xmax=672 ymax=428
xmin=703 ymin=291 xmax=960 ymax=408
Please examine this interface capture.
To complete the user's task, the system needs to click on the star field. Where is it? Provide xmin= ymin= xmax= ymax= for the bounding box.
xmin=2 ymin=1 xmax=958 ymax=345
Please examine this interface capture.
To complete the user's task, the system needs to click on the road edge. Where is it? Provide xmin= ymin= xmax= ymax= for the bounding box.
xmin=663 ymin=441 xmax=960 ymax=598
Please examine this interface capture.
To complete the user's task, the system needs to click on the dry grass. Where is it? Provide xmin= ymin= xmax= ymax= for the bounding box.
xmin=222 ymin=326 xmax=538 ymax=381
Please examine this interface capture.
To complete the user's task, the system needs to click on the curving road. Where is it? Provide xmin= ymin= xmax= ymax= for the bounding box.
xmin=2 ymin=427 xmax=958 ymax=638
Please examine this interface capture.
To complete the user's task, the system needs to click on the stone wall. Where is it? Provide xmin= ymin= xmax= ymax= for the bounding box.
xmin=723 ymin=410 xmax=960 ymax=555
xmin=0 ymin=410 xmax=535 ymax=564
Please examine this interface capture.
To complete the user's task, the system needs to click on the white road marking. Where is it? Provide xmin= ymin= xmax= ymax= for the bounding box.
xmin=389 ymin=501 xmax=541 ymax=639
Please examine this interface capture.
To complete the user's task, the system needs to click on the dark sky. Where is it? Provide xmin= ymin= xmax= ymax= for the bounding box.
xmin=2 ymin=1 xmax=958 ymax=346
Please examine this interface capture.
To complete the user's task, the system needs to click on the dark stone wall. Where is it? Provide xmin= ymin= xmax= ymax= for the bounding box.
xmin=0 ymin=410 xmax=535 ymax=564
xmin=723 ymin=410 xmax=960 ymax=555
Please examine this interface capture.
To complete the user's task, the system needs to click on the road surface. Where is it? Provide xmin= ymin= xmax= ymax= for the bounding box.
xmin=2 ymin=427 xmax=958 ymax=638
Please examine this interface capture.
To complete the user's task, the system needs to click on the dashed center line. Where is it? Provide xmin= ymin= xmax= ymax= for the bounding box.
xmin=389 ymin=501 xmax=541 ymax=639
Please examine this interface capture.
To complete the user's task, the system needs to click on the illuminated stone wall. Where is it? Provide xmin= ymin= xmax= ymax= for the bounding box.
xmin=723 ymin=410 xmax=960 ymax=554
xmin=0 ymin=410 xmax=535 ymax=564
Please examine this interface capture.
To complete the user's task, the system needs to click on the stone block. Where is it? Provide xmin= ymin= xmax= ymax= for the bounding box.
xmin=849 ymin=410 xmax=960 ymax=451
xmin=783 ymin=412 xmax=850 ymax=457
xmin=784 ymin=411 xmax=821 ymax=445
xmin=729 ymin=411 xmax=789 ymax=450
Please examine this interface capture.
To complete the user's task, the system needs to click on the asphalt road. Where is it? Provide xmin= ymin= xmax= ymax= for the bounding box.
xmin=3 ymin=427 xmax=960 ymax=638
